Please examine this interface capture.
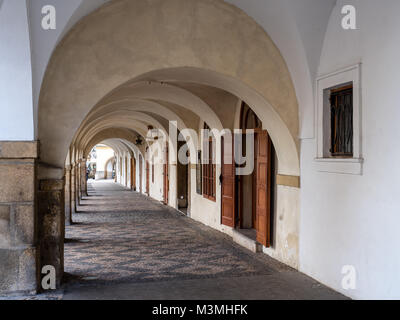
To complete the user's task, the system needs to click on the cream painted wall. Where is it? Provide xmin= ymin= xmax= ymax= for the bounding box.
xmin=25 ymin=0 xmax=335 ymax=140
xmin=300 ymin=0 xmax=400 ymax=299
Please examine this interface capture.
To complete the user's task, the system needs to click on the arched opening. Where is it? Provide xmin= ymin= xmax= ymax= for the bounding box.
xmin=34 ymin=0 xmax=302 ymax=292
xmin=104 ymin=157 xmax=115 ymax=180
xmin=235 ymin=102 xmax=276 ymax=247
xmin=177 ymin=131 xmax=190 ymax=215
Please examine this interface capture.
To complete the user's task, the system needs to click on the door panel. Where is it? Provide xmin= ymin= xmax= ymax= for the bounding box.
xmin=221 ymin=135 xmax=235 ymax=228
xmin=255 ymin=131 xmax=271 ymax=247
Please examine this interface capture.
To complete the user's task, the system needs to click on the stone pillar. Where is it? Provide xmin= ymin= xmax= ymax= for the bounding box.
xmin=76 ymin=163 xmax=81 ymax=205
xmin=80 ymin=159 xmax=87 ymax=197
xmin=71 ymin=164 xmax=76 ymax=215
xmin=64 ymin=166 xmax=72 ymax=226
xmin=38 ymin=179 xmax=64 ymax=289
xmin=0 ymin=141 xmax=38 ymax=294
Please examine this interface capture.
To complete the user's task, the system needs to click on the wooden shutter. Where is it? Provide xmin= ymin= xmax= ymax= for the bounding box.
xmin=221 ymin=135 xmax=235 ymax=227
xmin=255 ymin=130 xmax=271 ymax=247
xmin=196 ymin=151 xmax=202 ymax=195
xmin=209 ymin=139 xmax=216 ymax=200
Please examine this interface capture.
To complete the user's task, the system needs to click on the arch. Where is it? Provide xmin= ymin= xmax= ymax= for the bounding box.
xmin=38 ymin=0 xmax=299 ymax=178
xmin=83 ymin=128 xmax=141 ymax=158
xmin=103 ymin=156 xmax=115 ymax=179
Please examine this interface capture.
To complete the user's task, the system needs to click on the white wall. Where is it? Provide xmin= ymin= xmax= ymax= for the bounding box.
xmin=28 ymin=0 xmax=109 ymax=137
xmin=300 ymin=0 xmax=400 ymax=299
xmin=0 ymin=0 xmax=34 ymax=140
xmin=226 ymin=0 xmax=335 ymax=139
xmin=148 ymin=144 xmax=164 ymax=202
xmin=94 ymin=146 xmax=114 ymax=179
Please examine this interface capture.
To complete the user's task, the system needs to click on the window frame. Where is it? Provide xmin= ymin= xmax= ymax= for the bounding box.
xmin=329 ymin=84 xmax=354 ymax=157
xmin=315 ymin=63 xmax=363 ymax=175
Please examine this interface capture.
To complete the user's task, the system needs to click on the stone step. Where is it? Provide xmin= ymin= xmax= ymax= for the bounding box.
xmin=232 ymin=229 xmax=262 ymax=253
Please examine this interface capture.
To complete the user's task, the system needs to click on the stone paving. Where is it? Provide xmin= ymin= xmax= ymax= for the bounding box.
xmin=65 ymin=181 xmax=273 ymax=285
xmin=0 ymin=180 xmax=347 ymax=300
xmin=60 ymin=180 xmax=347 ymax=300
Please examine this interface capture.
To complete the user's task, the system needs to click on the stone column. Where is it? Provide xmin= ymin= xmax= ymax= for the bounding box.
xmin=0 ymin=141 xmax=38 ymax=293
xmin=64 ymin=166 xmax=72 ymax=226
xmin=76 ymin=162 xmax=81 ymax=205
xmin=37 ymin=179 xmax=64 ymax=289
xmin=75 ymin=161 xmax=81 ymax=205
xmin=71 ymin=164 xmax=76 ymax=215
xmin=80 ymin=159 xmax=87 ymax=197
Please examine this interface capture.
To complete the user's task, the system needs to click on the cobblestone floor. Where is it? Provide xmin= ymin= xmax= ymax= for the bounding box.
xmin=60 ymin=180 xmax=347 ymax=300
xmin=65 ymin=181 xmax=274 ymax=284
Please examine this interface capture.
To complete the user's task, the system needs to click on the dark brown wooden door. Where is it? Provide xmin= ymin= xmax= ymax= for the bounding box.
xmin=146 ymin=160 xmax=150 ymax=195
xmin=255 ymin=131 xmax=271 ymax=247
xmin=221 ymin=135 xmax=235 ymax=227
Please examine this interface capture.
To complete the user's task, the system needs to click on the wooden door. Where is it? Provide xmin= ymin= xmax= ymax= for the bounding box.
xmin=163 ymin=144 xmax=169 ymax=204
xmin=221 ymin=135 xmax=235 ymax=228
xmin=255 ymin=131 xmax=272 ymax=247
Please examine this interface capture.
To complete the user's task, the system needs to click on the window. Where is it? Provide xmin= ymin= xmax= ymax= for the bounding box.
xmin=330 ymin=85 xmax=353 ymax=157
xmin=196 ymin=151 xmax=202 ymax=195
xmin=202 ymin=123 xmax=216 ymax=201
xmin=315 ymin=64 xmax=363 ymax=175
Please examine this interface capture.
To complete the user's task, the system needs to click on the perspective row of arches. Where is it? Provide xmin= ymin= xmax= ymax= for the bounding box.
xmin=0 ymin=0 xmax=303 ymax=293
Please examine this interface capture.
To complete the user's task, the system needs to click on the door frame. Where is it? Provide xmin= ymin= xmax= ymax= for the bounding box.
xmin=227 ymin=128 xmax=273 ymax=247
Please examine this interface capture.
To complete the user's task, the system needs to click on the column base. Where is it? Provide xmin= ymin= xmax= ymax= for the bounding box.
xmin=0 ymin=141 xmax=38 ymax=294
xmin=0 ymin=247 xmax=37 ymax=294
xmin=38 ymin=179 xmax=65 ymax=289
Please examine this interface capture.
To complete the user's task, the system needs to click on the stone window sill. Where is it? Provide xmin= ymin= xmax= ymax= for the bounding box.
xmin=314 ymin=157 xmax=363 ymax=175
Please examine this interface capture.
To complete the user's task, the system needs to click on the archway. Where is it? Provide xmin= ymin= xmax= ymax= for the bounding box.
xmin=104 ymin=157 xmax=115 ymax=180
xmin=35 ymin=0 xmax=301 ymax=290
xmin=234 ymin=102 xmax=276 ymax=247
